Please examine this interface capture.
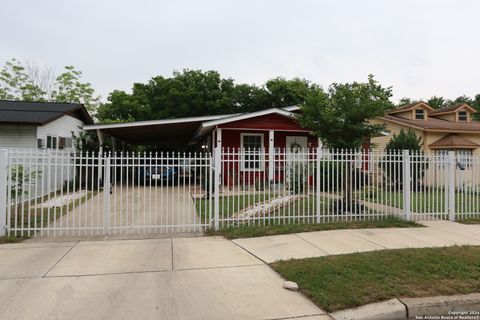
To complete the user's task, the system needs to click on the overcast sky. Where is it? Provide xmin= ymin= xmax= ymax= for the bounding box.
xmin=1 ymin=0 xmax=479 ymax=102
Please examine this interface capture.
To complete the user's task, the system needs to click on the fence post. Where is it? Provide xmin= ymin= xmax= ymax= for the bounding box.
xmin=402 ymin=150 xmax=411 ymax=221
xmin=103 ymin=154 xmax=111 ymax=235
xmin=0 ymin=150 xmax=8 ymax=237
xmin=447 ymin=151 xmax=456 ymax=221
xmin=213 ymin=147 xmax=221 ymax=231
xmin=316 ymin=147 xmax=322 ymax=223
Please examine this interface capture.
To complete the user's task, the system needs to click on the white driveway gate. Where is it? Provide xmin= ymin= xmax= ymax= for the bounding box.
xmin=0 ymin=150 xmax=212 ymax=237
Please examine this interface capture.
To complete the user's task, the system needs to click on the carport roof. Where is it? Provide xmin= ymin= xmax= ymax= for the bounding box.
xmin=83 ymin=114 xmax=238 ymax=145
xmin=84 ymin=106 xmax=300 ymax=146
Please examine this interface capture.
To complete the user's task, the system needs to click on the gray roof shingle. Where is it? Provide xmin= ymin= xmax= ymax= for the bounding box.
xmin=0 ymin=100 xmax=93 ymax=125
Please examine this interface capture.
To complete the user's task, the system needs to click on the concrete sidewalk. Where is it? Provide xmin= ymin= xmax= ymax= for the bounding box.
xmin=1 ymin=220 xmax=479 ymax=320
xmin=233 ymin=220 xmax=480 ymax=263
xmin=0 ymin=236 xmax=329 ymax=320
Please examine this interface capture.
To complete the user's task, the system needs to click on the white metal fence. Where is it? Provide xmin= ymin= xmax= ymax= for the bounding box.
xmin=1 ymin=148 xmax=479 ymax=237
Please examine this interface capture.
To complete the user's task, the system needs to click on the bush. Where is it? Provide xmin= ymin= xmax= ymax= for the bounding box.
xmin=317 ymin=160 xmax=369 ymax=192
xmin=380 ymin=129 xmax=428 ymax=189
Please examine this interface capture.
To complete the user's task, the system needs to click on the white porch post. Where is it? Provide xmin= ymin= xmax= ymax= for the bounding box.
xmin=97 ymin=129 xmax=104 ymax=155
xmin=268 ymin=130 xmax=274 ymax=183
xmin=216 ymin=128 xmax=222 ymax=150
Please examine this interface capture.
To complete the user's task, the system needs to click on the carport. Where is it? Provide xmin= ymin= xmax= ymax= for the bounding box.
xmin=83 ymin=114 xmax=236 ymax=154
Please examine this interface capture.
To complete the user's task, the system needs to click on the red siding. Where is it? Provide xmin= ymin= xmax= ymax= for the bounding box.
xmin=213 ymin=113 xmax=318 ymax=186
xmin=219 ymin=129 xmax=318 ymax=185
xmin=220 ymin=130 xmax=317 ymax=150
xmin=219 ymin=113 xmax=308 ymax=131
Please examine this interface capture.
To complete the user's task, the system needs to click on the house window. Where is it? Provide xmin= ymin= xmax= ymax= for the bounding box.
xmin=458 ymin=111 xmax=468 ymax=121
xmin=456 ymin=149 xmax=473 ymax=169
xmin=415 ymin=109 xmax=425 ymax=120
xmin=241 ymin=133 xmax=264 ymax=171
xmin=435 ymin=149 xmax=473 ymax=168
xmin=46 ymin=136 xmax=57 ymax=149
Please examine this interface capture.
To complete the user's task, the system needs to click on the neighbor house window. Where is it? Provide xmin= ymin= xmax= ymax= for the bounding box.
xmin=456 ymin=149 xmax=473 ymax=168
xmin=458 ymin=111 xmax=468 ymax=121
xmin=415 ymin=109 xmax=425 ymax=120
xmin=46 ymin=136 xmax=57 ymax=149
xmin=435 ymin=149 xmax=473 ymax=168
xmin=241 ymin=133 xmax=264 ymax=171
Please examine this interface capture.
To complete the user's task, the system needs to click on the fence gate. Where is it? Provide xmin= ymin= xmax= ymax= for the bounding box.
xmin=1 ymin=150 xmax=213 ymax=237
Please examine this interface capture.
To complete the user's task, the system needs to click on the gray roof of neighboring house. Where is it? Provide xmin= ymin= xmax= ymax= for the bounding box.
xmin=0 ymin=100 xmax=93 ymax=125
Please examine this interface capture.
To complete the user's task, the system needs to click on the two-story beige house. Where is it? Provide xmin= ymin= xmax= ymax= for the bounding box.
xmin=371 ymin=102 xmax=480 ymax=156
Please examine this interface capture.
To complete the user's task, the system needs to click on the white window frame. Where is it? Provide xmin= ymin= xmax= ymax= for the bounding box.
xmin=240 ymin=133 xmax=264 ymax=171
xmin=46 ymin=135 xmax=58 ymax=149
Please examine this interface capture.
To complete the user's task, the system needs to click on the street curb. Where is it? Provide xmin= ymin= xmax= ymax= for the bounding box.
xmin=399 ymin=293 xmax=480 ymax=319
xmin=330 ymin=299 xmax=406 ymax=320
xmin=329 ymin=293 xmax=480 ymax=320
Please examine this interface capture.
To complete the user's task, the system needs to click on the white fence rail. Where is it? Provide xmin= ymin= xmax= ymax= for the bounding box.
xmin=1 ymin=148 xmax=479 ymax=237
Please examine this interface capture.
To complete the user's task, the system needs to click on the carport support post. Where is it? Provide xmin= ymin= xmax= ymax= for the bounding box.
xmin=97 ymin=129 xmax=104 ymax=184
xmin=0 ymin=149 xmax=8 ymax=236
xmin=402 ymin=150 xmax=411 ymax=221
xmin=213 ymin=147 xmax=221 ymax=231
xmin=447 ymin=151 xmax=456 ymax=221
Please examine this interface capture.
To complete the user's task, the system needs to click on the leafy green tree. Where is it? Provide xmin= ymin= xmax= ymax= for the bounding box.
xmin=147 ymin=70 xmax=236 ymax=119
xmin=447 ymin=95 xmax=472 ymax=106
xmin=51 ymin=66 xmax=99 ymax=113
xmin=298 ymin=75 xmax=394 ymax=149
xmin=397 ymin=97 xmax=415 ymax=106
xmin=427 ymin=96 xmax=446 ymax=109
xmin=264 ymin=77 xmax=321 ymax=109
xmin=298 ymin=75 xmax=393 ymax=212
xmin=96 ymin=90 xmax=148 ymax=123
xmin=96 ymin=70 xmax=322 ymax=123
xmin=0 ymin=58 xmax=100 ymax=113
xmin=0 ymin=58 xmax=45 ymax=101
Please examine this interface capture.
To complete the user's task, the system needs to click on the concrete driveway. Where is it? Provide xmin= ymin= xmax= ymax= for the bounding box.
xmin=0 ymin=236 xmax=329 ymax=320
xmin=50 ymin=186 xmax=205 ymax=237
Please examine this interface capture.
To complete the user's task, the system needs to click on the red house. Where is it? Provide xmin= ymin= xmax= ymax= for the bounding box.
xmin=85 ymin=106 xmax=320 ymax=186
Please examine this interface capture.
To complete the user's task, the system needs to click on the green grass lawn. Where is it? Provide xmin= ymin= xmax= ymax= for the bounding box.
xmin=458 ymin=217 xmax=480 ymax=224
xmin=359 ymin=188 xmax=480 ymax=213
xmin=271 ymin=246 xmax=480 ymax=312
xmin=195 ymin=193 xmax=339 ymax=223
xmin=0 ymin=235 xmax=30 ymax=244
xmin=208 ymin=216 xmax=421 ymax=239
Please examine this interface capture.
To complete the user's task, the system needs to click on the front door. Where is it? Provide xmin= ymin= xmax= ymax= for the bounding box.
xmin=285 ymin=136 xmax=308 ymax=192
xmin=286 ymin=136 xmax=308 ymax=153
